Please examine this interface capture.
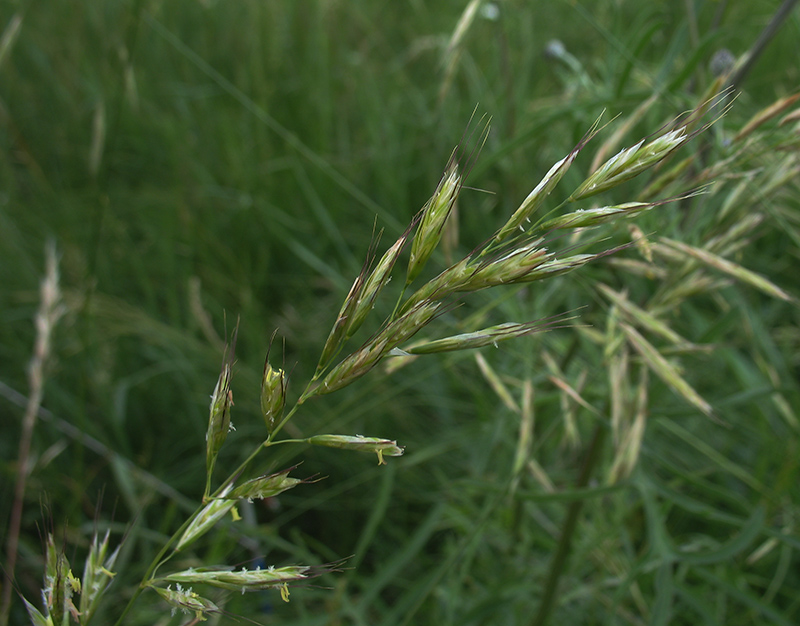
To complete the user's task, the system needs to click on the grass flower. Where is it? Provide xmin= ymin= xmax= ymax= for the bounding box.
xmin=406 ymin=158 xmax=462 ymax=283
xmin=226 ymin=467 xmax=305 ymax=502
xmin=307 ymin=434 xmax=404 ymax=465
xmin=261 ymin=358 xmax=286 ymax=434
xmin=205 ymin=329 xmax=237 ymax=497
xmin=176 ymin=483 xmax=237 ymax=551
xmin=148 ymin=584 xmax=221 ymax=621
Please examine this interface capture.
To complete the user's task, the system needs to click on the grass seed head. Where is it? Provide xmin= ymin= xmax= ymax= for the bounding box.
xmin=314 ymin=301 xmax=443 ymax=396
xmin=79 ymin=530 xmax=119 ymax=622
xmin=538 ymin=202 xmax=654 ymax=230
xmin=177 ymin=483 xmax=236 ymax=551
xmin=404 ymin=317 xmax=573 ymax=355
xmin=494 ymin=121 xmax=600 ymax=243
xmin=571 ymin=126 xmax=690 ymax=200
xmin=261 ymin=359 xmax=286 ymax=434
xmin=228 ymin=467 xmax=303 ymax=501
xmin=206 ymin=342 xmax=235 ymax=483
xmin=43 ymin=535 xmax=80 ymax=625
xmin=401 ymin=256 xmax=473 ymax=312
xmin=461 ymin=241 xmax=550 ymax=290
xmin=349 ymin=231 xmax=408 ymax=336
xmin=307 ymin=434 xmax=404 ymax=465
xmin=150 ymin=584 xmax=221 ymax=621
xmin=407 ymin=161 xmax=461 ymax=284
xmin=317 ymin=261 xmax=371 ymax=373
xmin=159 ymin=564 xmax=313 ymax=592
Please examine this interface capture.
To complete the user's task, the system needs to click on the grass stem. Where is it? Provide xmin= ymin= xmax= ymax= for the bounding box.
xmin=530 ymin=422 xmax=607 ymax=626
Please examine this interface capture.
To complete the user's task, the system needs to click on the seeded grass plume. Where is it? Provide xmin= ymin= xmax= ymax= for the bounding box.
xmin=19 ymin=86 xmax=794 ymax=624
xmin=4 ymin=3 xmax=800 ymax=624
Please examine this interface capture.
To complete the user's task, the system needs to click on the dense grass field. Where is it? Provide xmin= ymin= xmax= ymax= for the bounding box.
xmin=2 ymin=1 xmax=799 ymax=624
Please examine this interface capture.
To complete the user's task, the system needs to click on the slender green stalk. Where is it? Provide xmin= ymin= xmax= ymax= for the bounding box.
xmin=530 ymin=423 xmax=607 ymax=626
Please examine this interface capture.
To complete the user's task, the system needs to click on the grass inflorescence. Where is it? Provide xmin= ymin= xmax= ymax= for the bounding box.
xmin=2 ymin=2 xmax=799 ymax=625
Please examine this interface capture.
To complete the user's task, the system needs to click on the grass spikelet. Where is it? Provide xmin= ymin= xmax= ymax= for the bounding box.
xmin=205 ymin=326 xmax=237 ymax=498
xmin=628 ymin=224 xmax=653 ymax=263
xmin=620 ymin=323 xmax=714 ymax=419
xmin=607 ymin=343 xmax=629 ymax=447
xmin=157 ymin=564 xmax=314 ymax=591
xmin=149 ymin=584 xmax=221 ymax=620
xmin=546 ymin=365 xmax=597 ymax=417
xmin=494 ymin=120 xmax=602 ymax=243
xmin=589 ymin=94 xmax=658 ymax=173
xmin=597 ymin=284 xmax=688 ymax=346
xmin=0 ymin=13 xmax=23 ymax=69
xmin=660 ymin=237 xmax=796 ymax=303
xmin=316 ymin=239 xmax=379 ymax=373
xmin=538 ymin=201 xmax=655 ymax=230
xmin=176 ymin=483 xmax=236 ymax=551
xmin=402 ymin=314 xmax=576 ymax=355
xmin=350 ymin=228 xmax=411 ymax=334
xmin=734 ymin=93 xmax=800 ymax=141
xmin=310 ymin=301 xmax=444 ymax=397
xmin=399 ymin=256 xmax=475 ymax=313
xmin=407 ymin=158 xmax=462 ymax=284
xmin=43 ymin=534 xmax=80 ymax=625
xmin=227 ymin=467 xmax=305 ymax=501
xmin=306 ymin=435 xmax=404 ymax=464
xmin=261 ymin=337 xmax=287 ymax=435
xmin=438 ymin=0 xmax=482 ymax=103
xmin=511 ymin=252 xmax=608 ymax=284
xmin=79 ymin=531 xmax=120 ymax=623
xmin=607 ymin=367 xmax=648 ymax=483
xmin=461 ymin=240 xmax=550 ymax=289
xmin=474 ymin=352 xmax=519 ymax=414
xmin=511 ymin=381 xmax=535 ymax=491
xmin=571 ymin=126 xmax=690 ymax=200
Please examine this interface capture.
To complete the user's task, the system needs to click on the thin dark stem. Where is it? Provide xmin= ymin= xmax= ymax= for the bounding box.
xmin=728 ymin=0 xmax=800 ymax=91
xmin=530 ymin=423 xmax=607 ymax=626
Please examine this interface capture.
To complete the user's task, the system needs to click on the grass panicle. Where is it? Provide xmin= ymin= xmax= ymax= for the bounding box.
xmin=7 ymin=4 xmax=800 ymax=624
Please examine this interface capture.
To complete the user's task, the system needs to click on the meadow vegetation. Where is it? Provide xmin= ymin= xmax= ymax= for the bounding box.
xmin=2 ymin=1 xmax=799 ymax=625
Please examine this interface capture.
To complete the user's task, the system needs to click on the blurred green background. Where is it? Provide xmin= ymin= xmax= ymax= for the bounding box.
xmin=2 ymin=1 xmax=799 ymax=624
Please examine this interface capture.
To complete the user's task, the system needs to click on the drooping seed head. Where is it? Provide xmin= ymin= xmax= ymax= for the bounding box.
xmin=402 ymin=316 xmax=575 ymax=355
xmin=537 ymin=202 xmax=654 ymax=231
xmin=158 ymin=564 xmax=313 ymax=592
xmin=307 ymin=434 xmax=404 ymax=465
xmin=227 ymin=467 xmax=304 ymax=502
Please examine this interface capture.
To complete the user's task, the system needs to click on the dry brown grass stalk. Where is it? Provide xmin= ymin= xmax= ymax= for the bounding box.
xmin=2 ymin=243 xmax=65 ymax=626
